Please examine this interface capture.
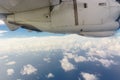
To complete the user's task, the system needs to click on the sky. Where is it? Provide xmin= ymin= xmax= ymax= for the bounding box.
xmin=0 ymin=21 xmax=64 ymax=38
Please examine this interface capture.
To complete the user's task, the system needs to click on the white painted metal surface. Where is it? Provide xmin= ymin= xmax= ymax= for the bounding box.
xmin=0 ymin=0 xmax=119 ymax=37
xmin=0 ymin=0 xmax=59 ymax=12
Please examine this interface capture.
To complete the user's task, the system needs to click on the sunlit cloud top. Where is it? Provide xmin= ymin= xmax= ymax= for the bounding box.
xmin=0 ymin=34 xmax=119 ymax=69
xmin=0 ymin=34 xmax=119 ymax=54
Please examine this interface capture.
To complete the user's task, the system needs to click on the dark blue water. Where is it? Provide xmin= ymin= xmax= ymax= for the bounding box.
xmin=0 ymin=49 xmax=120 ymax=80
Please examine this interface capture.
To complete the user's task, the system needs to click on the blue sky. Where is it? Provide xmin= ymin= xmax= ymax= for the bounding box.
xmin=0 ymin=24 xmax=65 ymax=38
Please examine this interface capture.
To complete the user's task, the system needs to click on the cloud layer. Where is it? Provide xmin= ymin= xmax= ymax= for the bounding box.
xmin=0 ymin=34 xmax=119 ymax=54
xmin=0 ymin=34 xmax=120 ymax=71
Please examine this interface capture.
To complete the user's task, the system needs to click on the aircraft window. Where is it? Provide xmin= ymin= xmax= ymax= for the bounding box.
xmin=99 ymin=3 xmax=106 ymax=6
xmin=84 ymin=3 xmax=87 ymax=8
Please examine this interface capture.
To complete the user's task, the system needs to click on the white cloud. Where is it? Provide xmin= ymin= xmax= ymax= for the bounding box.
xmin=0 ymin=55 xmax=8 ymax=60
xmin=60 ymin=57 xmax=75 ymax=71
xmin=6 ymin=61 xmax=16 ymax=66
xmin=0 ymin=34 xmax=82 ymax=53
xmin=21 ymin=64 xmax=37 ymax=75
xmin=43 ymin=57 xmax=51 ymax=63
xmin=47 ymin=73 xmax=54 ymax=78
xmin=64 ymin=53 xmax=87 ymax=63
xmin=87 ymin=48 xmax=108 ymax=58
xmin=74 ymin=56 xmax=87 ymax=63
xmin=0 ymin=34 xmax=119 ymax=55
xmin=81 ymin=72 xmax=98 ymax=80
xmin=0 ymin=30 xmax=7 ymax=34
xmin=87 ymin=57 xmax=117 ymax=67
xmin=98 ymin=59 xmax=115 ymax=67
xmin=16 ymin=79 xmax=21 ymax=80
xmin=0 ymin=34 xmax=119 ymax=68
xmin=0 ymin=30 xmax=8 ymax=36
xmin=63 ymin=52 xmax=116 ymax=68
xmin=64 ymin=53 xmax=75 ymax=59
xmin=7 ymin=69 xmax=14 ymax=76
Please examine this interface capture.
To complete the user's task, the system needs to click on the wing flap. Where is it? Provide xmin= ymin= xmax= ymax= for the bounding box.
xmin=4 ymin=20 xmax=20 ymax=31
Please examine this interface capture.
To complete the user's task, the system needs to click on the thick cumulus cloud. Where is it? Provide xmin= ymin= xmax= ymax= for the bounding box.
xmin=0 ymin=34 xmax=120 ymax=69
xmin=81 ymin=72 xmax=98 ymax=80
xmin=21 ymin=64 xmax=37 ymax=75
xmin=60 ymin=56 xmax=75 ymax=71
xmin=7 ymin=69 xmax=15 ymax=76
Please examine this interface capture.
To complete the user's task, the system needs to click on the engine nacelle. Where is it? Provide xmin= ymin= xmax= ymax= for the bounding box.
xmin=1 ymin=0 xmax=120 ymax=37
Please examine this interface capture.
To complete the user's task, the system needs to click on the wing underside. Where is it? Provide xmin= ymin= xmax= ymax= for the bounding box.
xmin=0 ymin=0 xmax=60 ymax=13
xmin=0 ymin=0 xmax=60 ymax=31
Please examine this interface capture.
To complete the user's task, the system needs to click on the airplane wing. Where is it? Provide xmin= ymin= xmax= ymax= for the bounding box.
xmin=0 ymin=0 xmax=60 ymax=13
xmin=0 ymin=0 xmax=119 ymax=37
xmin=0 ymin=0 xmax=61 ymax=31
